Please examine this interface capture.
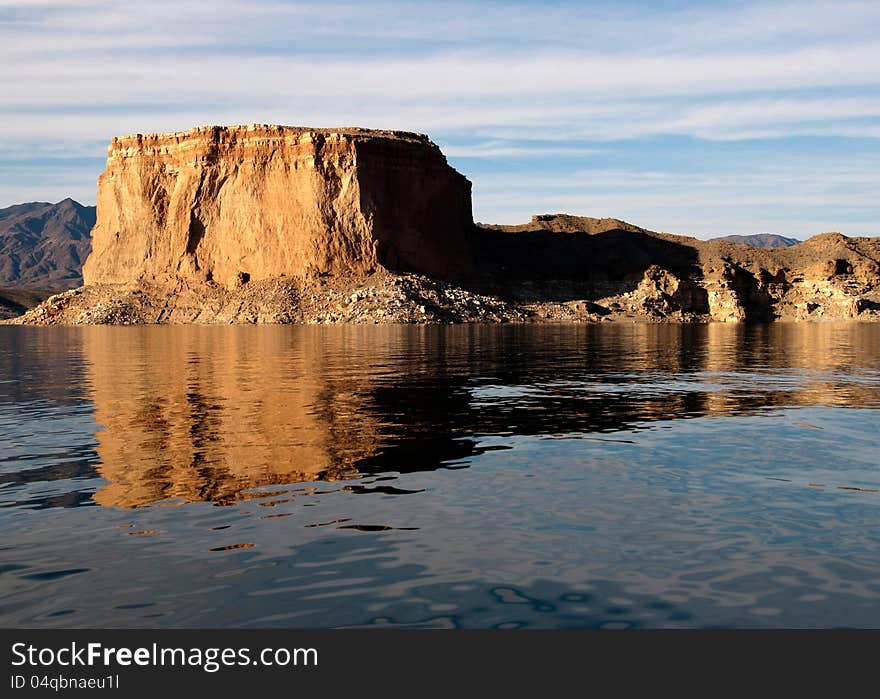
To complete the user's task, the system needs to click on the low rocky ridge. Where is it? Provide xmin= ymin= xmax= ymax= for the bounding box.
xmin=5 ymin=125 xmax=880 ymax=325
xmin=479 ymin=213 xmax=649 ymax=235
xmin=469 ymin=216 xmax=880 ymax=323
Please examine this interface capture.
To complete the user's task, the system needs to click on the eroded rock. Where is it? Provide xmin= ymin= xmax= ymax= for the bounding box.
xmin=82 ymin=125 xmax=474 ymax=289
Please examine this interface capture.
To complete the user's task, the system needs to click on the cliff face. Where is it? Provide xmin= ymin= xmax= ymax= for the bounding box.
xmin=82 ymin=125 xmax=473 ymax=289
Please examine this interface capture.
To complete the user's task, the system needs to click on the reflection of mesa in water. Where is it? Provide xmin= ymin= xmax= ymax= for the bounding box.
xmin=82 ymin=324 xmax=880 ymax=508
xmin=85 ymin=327 xmax=385 ymax=508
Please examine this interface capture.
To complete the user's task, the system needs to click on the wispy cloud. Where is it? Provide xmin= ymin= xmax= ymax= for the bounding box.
xmin=473 ymin=163 xmax=880 ymax=236
xmin=441 ymin=142 xmax=603 ymax=159
xmin=0 ymin=0 xmax=878 ymax=236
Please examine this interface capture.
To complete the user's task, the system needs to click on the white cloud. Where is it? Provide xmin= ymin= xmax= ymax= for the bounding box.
xmin=471 ymin=165 xmax=880 ymax=237
xmin=2 ymin=1 xmax=879 ymax=142
xmin=0 ymin=0 xmax=878 ymax=233
xmin=441 ymin=142 xmax=602 ymax=159
xmin=3 ymin=45 xmax=880 ymax=108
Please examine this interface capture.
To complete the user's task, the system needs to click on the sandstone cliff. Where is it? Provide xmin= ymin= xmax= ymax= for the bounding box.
xmin=82 ymin=125 xmax=473 ymax=289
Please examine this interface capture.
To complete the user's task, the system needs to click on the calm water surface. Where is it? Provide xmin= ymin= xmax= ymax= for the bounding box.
xmin=1 ymin=323 xmax=879 ymax=628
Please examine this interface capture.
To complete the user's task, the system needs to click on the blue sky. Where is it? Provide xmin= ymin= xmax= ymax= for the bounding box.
xmin=1 ymin=0 xmax=878 ymax=237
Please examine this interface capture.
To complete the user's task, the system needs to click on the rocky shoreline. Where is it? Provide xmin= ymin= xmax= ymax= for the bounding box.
xmin=9 ymin=252 xmax=880 ymax=326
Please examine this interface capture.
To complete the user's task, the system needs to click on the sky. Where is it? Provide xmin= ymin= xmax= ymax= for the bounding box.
xmin=0 ymin=0 xmax=878 ymax=238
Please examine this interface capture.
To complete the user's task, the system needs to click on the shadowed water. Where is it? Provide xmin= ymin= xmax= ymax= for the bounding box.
xmin=0 ymin=323 xmax=879 ymax=628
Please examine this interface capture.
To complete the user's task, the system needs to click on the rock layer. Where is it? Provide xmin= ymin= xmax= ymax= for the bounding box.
xmin=82 ymin=125 xmax=473 ymax=289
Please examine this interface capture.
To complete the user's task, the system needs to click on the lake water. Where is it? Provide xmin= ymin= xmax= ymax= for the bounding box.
xmin=1 ymin=323 xmax=879 ymax=628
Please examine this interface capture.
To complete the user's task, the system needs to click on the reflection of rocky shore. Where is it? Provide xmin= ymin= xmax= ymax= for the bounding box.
xmin=79 ymin=324 xmax=880 ymax=508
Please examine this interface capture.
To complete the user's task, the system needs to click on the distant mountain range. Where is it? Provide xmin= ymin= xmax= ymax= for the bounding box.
xmin=0 ymin=198 xmax=95 ymax=290
xmin=708 ymin=233 xmax=801 ymax=248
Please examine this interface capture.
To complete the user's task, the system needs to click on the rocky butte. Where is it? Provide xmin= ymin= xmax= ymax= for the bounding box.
xmin=83 ymin=125 xmax=473 ymax=286
xmin=8 ymin=124 xmax=880 ymax=325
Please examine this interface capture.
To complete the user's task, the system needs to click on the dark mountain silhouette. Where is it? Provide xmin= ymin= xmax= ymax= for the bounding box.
xmin=709 ymin=233 xmax=800 ymax=248
xmin=0 ymin=198 xmax=95 ymax=290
